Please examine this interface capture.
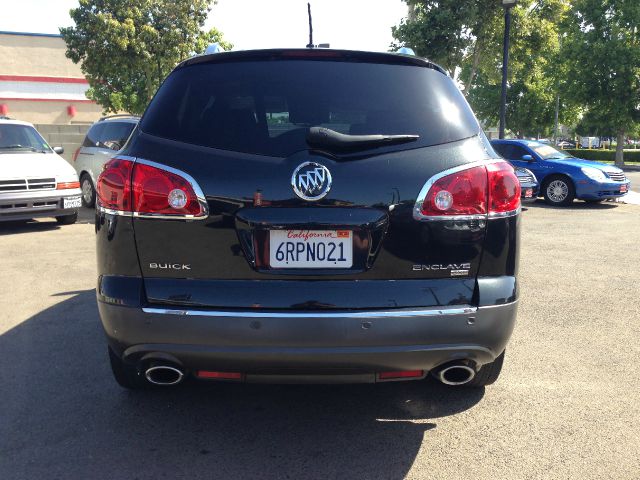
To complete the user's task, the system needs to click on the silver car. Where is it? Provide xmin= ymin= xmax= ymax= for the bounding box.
xmin=72 ymin=115 xmax=139 ymax=207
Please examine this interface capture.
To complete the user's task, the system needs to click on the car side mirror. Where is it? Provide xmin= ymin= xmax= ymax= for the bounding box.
xmin=53 ymin=146 xmax=64 ymax=154
xmin=522 ymin=155 xmax=534 ymax=162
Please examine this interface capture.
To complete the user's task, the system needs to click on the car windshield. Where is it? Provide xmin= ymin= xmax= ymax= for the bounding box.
xmin=0 ymin=124 xmax=52 ymax=153
xmin=531 ymin=144 xmax=572 ymax=160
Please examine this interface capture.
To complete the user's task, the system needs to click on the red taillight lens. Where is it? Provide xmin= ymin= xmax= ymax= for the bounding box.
xmin=420 ymin=165 xmax=488 ymax=217
xmin=487 ymin=161 xmax=521 ymax=214
xmin=197 ymin=371 xmax=242 ymax=380
xmin=378 ymin=370 xmax=424 ymax=380
xmin=417 ymin=161 xmax=520 ymax=219
xmin=56 ymin=181 xmax=80 ymax=190
xmin=96 ymin=157 xmax=206 ymax=218
xmin=132 ymin=163 xmax=202 ymax=216
xmin=96 ymin=158 xmax=133 ymax=211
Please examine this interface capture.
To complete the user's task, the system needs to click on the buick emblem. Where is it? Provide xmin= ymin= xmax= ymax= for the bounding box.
xmin=291 ymin=162 xmax=332 ymax=201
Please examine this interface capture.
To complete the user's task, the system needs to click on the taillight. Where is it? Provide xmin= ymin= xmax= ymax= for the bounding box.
xmin=414 ymin=161 xmax=520 ymax=220
xmin=96 ymin=158 xmax=133 ymax=211
xmin=96 ymin=157 xmax=207 ymax=219
xmin=486 ymin=161 xmax=521 ymax=214
xmin=56 ymin=181 xmax=80 ymax=190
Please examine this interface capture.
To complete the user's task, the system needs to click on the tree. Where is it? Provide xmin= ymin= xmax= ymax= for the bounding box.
xmin=391 ymin=1 xmax=580 ymax=139
xmin=61 ymin=0 xmax=232 ymax=115
xmin=562 ymin=0 xmax=640 ymax=165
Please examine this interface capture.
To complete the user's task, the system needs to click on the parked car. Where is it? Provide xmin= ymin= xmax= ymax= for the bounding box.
xmin=73 ymin=114 xmax=139 ymax=207
xmin=514 ymin=167 xmax=539 ymax=203
xmin=96 ymin=48 xmax=521 ymax=390
xmin=556 ymin=140 xmax=575 ymax=149
xmin=490 ymin=139 xmax=630 ymax=206
xmin=0 ymin=118 xmax=81 ymax=224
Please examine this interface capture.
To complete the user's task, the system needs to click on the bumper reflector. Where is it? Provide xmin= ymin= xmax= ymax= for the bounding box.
xmin=378 ymin=370 xmax=424 ymax=380
xmin=57 ymin=181 xmax=80 ymax=190
xmin=197 ymin=371 xmax=242 ymax=380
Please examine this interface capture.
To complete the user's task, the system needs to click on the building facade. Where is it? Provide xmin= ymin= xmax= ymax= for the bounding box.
xmin=0 ymin=31 xmax=103 ymax=125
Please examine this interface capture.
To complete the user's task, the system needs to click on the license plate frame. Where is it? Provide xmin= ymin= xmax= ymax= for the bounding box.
xmin=63 ymin=196 xmax=82 ymax=209
xmin=269 ymin=229 xmax=353 ymax=269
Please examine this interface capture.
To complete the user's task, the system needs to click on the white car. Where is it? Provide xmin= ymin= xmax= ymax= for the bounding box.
xmin=0 ymin=118 xmax=81 ymax=224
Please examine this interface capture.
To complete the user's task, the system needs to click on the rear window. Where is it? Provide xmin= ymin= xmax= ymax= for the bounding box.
xmin=141 ymin=59 xmax=480 ymax=157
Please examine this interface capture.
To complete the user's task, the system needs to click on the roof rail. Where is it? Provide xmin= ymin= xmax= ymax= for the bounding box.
xmin=98 ymin=114 xmax=140 ymax=122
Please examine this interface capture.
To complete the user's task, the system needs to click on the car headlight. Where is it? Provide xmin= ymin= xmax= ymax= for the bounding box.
xmin=581 ymin=167 xmax=607 ymax=182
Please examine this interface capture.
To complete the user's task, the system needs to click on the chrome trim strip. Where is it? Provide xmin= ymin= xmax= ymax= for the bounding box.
xmin=142 ymin=306 xmax=478 ymax=318
xmin=488 ymin=207 xmax=521 ymax=218
xmin=95 ymin=156 xmax=209 ymax=220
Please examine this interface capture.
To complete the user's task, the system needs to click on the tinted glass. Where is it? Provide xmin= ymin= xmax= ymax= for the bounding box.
xmin=84 ymin=123 xmax=105 ymax=147
xmin=0 ymin=124 xmax=51 ymax=152
xmin=100 ymin=122 xmax=136 ymax=150
xmin=494 ymin=144 xmax=530 ymax=161
xmin=141 ymin=60 xmax=480 ymax=157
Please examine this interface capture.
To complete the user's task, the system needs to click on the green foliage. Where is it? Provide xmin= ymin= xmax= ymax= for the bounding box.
xmin=562 ymin=0 xmax=640 ymax=159
xmin=562 ymin=149 xmax=640 ymax=163
xmin=60 ymin=0 xmax=232 ymax=115
xmin=392 ymin=1 xmax=580 ymax=138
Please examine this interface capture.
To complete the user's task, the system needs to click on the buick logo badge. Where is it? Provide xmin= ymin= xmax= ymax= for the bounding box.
xmin=291 ymin=162 xmax=332 ymax=201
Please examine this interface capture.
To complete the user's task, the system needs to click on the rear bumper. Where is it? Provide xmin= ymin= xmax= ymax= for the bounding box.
xmin=98 ymin=299 xmax=518 ymax=379
xmin=0 ymin=189 xmax=81 ymax=221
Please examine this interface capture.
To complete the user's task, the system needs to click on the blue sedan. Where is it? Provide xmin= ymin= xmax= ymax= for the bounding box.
xmin=490 ymin=140 xmax=631 ymax=206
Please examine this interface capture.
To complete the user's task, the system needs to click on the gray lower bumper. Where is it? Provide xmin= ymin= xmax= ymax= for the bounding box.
xmin=99 ymin=301 xmax=517 ymax=375
xmin=0 ymin=190 xmax=81 ymax=221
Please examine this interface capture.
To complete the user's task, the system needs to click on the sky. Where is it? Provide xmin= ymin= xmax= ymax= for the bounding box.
xmin=0 ymin=0 xmax=409 ymax=52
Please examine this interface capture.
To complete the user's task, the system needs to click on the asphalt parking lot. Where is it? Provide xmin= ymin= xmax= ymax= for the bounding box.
xmin=1 ymin=173 xmax=639 ymax=480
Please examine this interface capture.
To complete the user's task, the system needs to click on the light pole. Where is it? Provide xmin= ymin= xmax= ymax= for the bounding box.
xmin=499 ymin=0 xmax=517 ymax=139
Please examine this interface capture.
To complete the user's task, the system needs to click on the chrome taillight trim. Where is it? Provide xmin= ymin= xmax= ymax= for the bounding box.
xmin=96 ymin=156 xmax=209 ymax=221
xmin=413 ymin=159 xmax=520 ymax=222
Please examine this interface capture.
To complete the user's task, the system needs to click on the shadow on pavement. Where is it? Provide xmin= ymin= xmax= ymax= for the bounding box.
xmin=0 ymin=290 xmax=484 ymax=480
xmin=0 ymin=207 xmax=94 ymax=236
xmin=524 ymin=199 xmax=619 ymax=210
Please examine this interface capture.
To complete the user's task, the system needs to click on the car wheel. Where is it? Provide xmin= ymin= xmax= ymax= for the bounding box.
xmin=108 ymin=347 xmax=148 ymax=389
xmin=543 ymin=175 xmax=575 ymax=206
xmin=466 ymin=350 xmax=505 ymax=387
xmin=56 ymin=213 xmax=78 ymax=225
xmin=80 ymin=174 xmax=96 ymax=208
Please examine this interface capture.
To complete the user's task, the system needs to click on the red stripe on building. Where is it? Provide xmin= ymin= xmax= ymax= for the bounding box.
xmin=0 ymin=75 xmax=89 ymax=84
xmin=0 ymin=97 xmax=95 ymax=103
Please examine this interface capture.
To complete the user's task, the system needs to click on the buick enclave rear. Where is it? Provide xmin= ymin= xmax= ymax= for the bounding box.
xmin=96 ymin=49 xmax=520 ymax=390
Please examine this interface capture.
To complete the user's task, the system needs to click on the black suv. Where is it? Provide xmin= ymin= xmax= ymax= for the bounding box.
xmin=96 ymin=49 xmax=520 ymax=390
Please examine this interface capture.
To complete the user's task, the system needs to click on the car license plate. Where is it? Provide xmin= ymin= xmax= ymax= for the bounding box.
xmin=269 ymin=230 xmax=353 ymax=268
xmin=63 ymin=196 xmax=82 ymax=209
xmin=620 ymin=184 xmax=628 ymax=193
xmin=525 ymin=188 xmax=533 ymax=198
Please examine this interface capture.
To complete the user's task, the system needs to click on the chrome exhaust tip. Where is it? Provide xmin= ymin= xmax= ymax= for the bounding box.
xmin=435 ymin=364 xmax=476 ymax=386
xmin=145 ymin=365 xmax=184 ymax=386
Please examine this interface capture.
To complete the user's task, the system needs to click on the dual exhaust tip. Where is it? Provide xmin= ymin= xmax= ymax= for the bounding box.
xmin=434 ymin=362 xmax=476 ymax=386
xmin=145 ymin=365 xmax=184 ymax=386
xmin=143 ymin=361 xmax=476 ymax=387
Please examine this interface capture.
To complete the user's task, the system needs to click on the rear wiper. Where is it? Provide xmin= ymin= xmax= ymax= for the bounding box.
xmin=306 ymin=127 xmax=419 ymax=151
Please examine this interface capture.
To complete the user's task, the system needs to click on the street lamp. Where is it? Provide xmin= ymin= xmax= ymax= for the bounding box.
xmin=499 ymin=0 xmax=517 ymax=139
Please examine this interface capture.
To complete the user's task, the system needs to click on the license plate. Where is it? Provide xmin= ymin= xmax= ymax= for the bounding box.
xmin=63 ymin=196 xmax=82 ymax=209
xmin=269 ymin=230 xmax=353 ymax=268
xmin=525 ymin=188 xmax=533 ymax=198
xmin=620 ymin=184 xmax=628 ymax=193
